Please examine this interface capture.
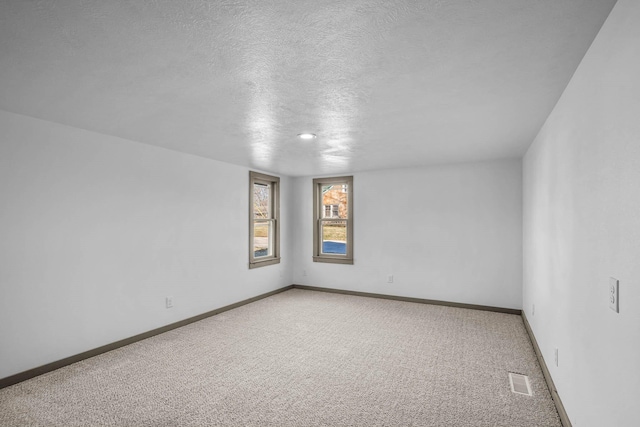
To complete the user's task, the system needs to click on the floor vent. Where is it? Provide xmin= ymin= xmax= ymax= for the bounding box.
xmin=509 ymin=373 xmax=532 ymax=396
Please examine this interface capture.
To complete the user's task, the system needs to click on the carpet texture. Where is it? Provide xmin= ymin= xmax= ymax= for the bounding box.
xmin=0 ymin=289 xmax=561 ymax=426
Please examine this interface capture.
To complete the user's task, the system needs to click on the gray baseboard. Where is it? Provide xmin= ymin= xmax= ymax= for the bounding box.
xmin=521 ymin=312 xmax=572 ymax=427
xmin=0 ymin=285 xmax=293 ymax=390
xmin=292 ymin=284 xmax=522 ymax=315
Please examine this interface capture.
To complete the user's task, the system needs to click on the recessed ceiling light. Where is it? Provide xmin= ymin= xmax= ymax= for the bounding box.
xmin=298 ymin=133 xmax=317 ymax=140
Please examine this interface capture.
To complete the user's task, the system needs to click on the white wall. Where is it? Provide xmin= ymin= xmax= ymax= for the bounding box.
xmin=292 ymin=159 xmax=523 ymax=309
xmin=523 ymin=0 xmax=640 ymax=425
xmin=0 ymin=110 xmax=292 ymax=379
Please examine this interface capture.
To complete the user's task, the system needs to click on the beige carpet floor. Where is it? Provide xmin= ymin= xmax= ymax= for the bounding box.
xmin=0 ymin=289 xmax=561 ymax=426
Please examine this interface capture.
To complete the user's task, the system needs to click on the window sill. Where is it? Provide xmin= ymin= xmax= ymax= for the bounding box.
xmin=312 ymin=256 xmax=353 ymax=265
xmin=249 ymin=257 xmax=281 ymax=269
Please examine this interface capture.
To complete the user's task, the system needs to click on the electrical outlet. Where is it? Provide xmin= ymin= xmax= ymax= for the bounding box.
xmin=609 ymin=277 xmax=619 ymax=313
xmin=554 ymin=348 xmax=558 ymax=367
xmin=303 ymin=270 xmax=307 ymax=277
xmin=387 ymin=275 xmax=394 ymax=284
xmin=166 ymin=296 xmax=173 ymax=309
xmin=532 ymin=304 xmax=535 ymax=316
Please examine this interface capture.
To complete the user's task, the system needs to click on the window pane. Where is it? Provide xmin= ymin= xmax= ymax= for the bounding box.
xmin=253 ymin=221 xmax=272 ymax=258
xmin=321 ymin=220 xmax=347 ymax=255
xmin=253 ymin=183 xmax=271 ymax=219
xmin=321 ymin=184 xmax=348 ymax=219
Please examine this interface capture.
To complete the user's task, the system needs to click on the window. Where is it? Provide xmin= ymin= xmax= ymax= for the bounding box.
xmin=313 ymin=176 xmax=353 ymax=264
xmin=323 ymin=204 xmax=339 ymax=218
xmin=249 ymin=171 xmax=280 ymax=269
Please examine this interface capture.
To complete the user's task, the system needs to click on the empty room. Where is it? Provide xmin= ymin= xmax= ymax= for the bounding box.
xmin=0 ymin=1 xmax=638 ymax=426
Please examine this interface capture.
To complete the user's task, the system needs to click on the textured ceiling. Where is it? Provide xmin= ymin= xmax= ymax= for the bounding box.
xmin=0 ymin=0 xmax=617 ymax=176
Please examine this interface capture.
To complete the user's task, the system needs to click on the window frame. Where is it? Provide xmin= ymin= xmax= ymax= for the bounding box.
xmin=312 ymin=175 xmax=353 ymax=265
xmin=249 ymin=171 xmax=280 ymax=269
